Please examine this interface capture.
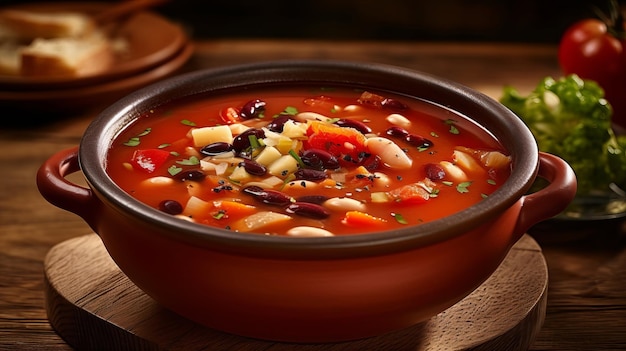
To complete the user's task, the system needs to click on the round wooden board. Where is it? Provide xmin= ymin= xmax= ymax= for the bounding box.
xmin=43 ymin=233 xmax=547 ymax=351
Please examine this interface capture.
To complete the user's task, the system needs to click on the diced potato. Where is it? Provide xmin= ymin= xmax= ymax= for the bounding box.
xmin=481 ymin=151 xmax=511 ymax=169
xmin=371 ymin=192 xmax=390 ymax=203
xmin=281 ymin=120 xmax=307 ymax=139
xmin=191 ymin=125 xmax=233 ymax=147
xmin=276 ymin=136 xmax=295 ymax=154
xmin=183 ymin=196 xmax=211 ymax=216
xmin=255 ymin=146 xmax=282 ymax=166
xmin=229 ymin=123 xmax=249 ymax=135
xmin=200 ymin=160 xmax=217 ymax=172
xmin=231 ymin=211 xmax=292 ymax=232
xmin=439 ymin=161 xmax=468 ymax=182
xmin=214 ymin=162 xmax=229 ymax=176
xmin=229 ymin=165 xmax=252 ymax=182
xmin=453 ymin=150 xmax=486 ymax=175
xmin=267 ymin=154 xmax=299 ymax=177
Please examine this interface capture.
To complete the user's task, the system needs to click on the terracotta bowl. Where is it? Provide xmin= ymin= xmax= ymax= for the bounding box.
xmin=37 ymin=61 xmax=577 ymax=343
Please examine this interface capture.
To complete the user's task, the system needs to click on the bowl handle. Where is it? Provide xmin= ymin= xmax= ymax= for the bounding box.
xmin=36 ymin=146 xmax=100 ymax=231
xmin=513 ymin=152 xmax=577 ymax=236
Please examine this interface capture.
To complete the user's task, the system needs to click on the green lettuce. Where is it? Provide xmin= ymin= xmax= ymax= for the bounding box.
xmin=500 ymin=74 xmax=626 ymax=194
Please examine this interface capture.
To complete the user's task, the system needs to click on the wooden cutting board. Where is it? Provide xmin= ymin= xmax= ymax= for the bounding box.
xmin=44 ymin=233 xmax=547 ymax=351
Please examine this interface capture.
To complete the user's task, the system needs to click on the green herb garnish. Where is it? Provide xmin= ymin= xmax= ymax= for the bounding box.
xmin=392 ymin=213 xmax=408 ymax=224
xmin=288 ymin=149 xmax=305 ymax=168
xmin=176 ymin=156 xmax=200 ymax=166
xmin=168 ymin=165 xmax=182 ymax=176
xmin=444 ymin=119 xmax=460 ymax=135
xmin=456 ymin=181 xmax=472 ymax=193
xmin=123 ymin=137 xmax=140 ymax=147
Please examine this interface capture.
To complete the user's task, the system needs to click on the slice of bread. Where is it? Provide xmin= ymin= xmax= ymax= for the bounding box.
xmin=0 ymin=9 xmax=95 ymax=41
xmin=20 ymin=32 xmax=114 ymax=77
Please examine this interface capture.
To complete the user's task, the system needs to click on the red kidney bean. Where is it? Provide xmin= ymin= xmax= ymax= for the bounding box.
xmin=405 ymin=134 xmax=434 ymax=148
xmin=334 ymin=119 xmax=372 ymax=134
xmin=424 ymin=163 xmax=446 ymax=181
xmin=242 ymin=158 xmax=267 ymax=176
xmin=266 ymin=114 xmax=294 ymax=133
xmin=385 ymin=126 xmax=409 ymax=138
xmin=300 ymin=149 xmax=340 ymax=170
xmin=233 ymin=128 xmax=265 ymax=153
xmin=381 ymin=98 xmax=408 ymax=110
xmin=296 ymin=195 xmax=330 ymax=204
xmin=239 ymin=99 xmax=266 ymax=119
xmin=294 ymin=168 xmax=327 ymax=181
xmin=242 ymin=186 xmax=293 ymax=206
xmin=175 ymin=169 xmax=206 ymax=182
xmin=286 ymin=202 xmax=330 ymax=219
xmin=200 ymin=142 xmax=234 ymax=156
xmin=158 ymin=199 xmax=183 ymax=215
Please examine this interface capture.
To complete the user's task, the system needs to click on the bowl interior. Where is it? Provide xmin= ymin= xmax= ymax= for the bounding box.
xmin=80 ymin=60 xmax=539 ymax=256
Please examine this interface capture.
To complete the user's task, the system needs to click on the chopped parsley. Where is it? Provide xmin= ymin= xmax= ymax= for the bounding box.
xmin=123 ymin=137 xmax=140 ymax=147
xmin=392 ymin=213 xmax=408 ymax=224
xmin=444 ymin=119 xmax=460 ymax=135
xmin=456 ymin=181 xmax=472 ymax=193
xmin=176 ymin=156 xmax=200 ymax=166
xmin=168 ymin=165 xmax=182 ymax=176
xmin=123 ymin=128 xmax=152 ymax=146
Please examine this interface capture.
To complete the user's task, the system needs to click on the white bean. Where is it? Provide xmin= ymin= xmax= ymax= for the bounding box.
xmin=142 ymin=176 xmax=174 ymax=186
xmin=386 ymin=113 xmax=412 ymax=128
xmin=284 ymin=180 xmax=319 ymax=190
xmin=365 ymin=137 xmax=413 ymax=170
xmin=286 ymin=226 xmax=334 ymax=237
xmin=324 ymin=197 xmax=366 ymax=212
xmin=372 ymin=172 xmax=392 ymax=188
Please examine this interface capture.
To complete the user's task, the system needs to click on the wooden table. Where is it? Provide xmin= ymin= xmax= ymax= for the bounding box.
xmin=1 ymin=40 xmax=625 ymax=350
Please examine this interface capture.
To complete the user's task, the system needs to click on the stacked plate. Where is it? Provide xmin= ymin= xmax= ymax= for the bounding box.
xmin=0 ymin=2 xmax=193 ymax=115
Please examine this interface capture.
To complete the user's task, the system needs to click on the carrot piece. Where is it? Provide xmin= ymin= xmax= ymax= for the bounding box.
xmin=387 ymin=183 xmax=431 ymax=204
xmin=342 ymin=210 xmax=387 ymax=227
xmin=213 ymin=200 xmax=257 ymax=217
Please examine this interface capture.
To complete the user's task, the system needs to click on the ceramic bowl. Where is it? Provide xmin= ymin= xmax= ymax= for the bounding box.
xmin=37 ymin=60 xmax=577 ymax=343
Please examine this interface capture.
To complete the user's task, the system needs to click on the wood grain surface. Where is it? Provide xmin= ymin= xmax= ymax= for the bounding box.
xmin=43 ymin=234 xmax=546 ymax=351
xmin=1 ymin=40 xmax=626 ymax=350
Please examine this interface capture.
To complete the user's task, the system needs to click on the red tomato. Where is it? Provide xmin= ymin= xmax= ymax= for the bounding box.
xmin=558 ymin=18 xmax=626 ymax=127
xmin=131 ymin=149 xmax=170 ymax=173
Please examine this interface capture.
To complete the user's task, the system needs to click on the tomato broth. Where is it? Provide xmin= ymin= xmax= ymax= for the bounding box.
xmin=106 ymin=87 xmax=512 ymax=236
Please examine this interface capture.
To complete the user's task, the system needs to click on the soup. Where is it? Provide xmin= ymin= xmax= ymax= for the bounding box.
xmin=106 ymin=87 xmax=511 ymax=236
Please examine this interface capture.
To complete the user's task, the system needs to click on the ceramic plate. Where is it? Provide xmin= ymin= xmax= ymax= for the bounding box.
xmin=0 ymin=2 xmax=187 ymax=90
